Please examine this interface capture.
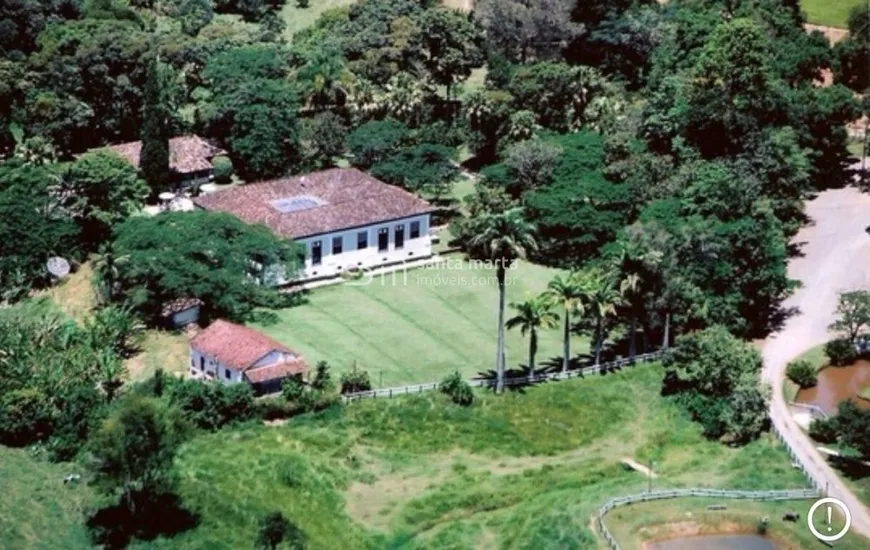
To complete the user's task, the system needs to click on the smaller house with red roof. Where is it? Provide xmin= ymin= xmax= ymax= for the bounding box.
xmin=189 ymin=319 xmax=307 ymax=394
xmin=107 ymin=135 xmax=226 ymax=189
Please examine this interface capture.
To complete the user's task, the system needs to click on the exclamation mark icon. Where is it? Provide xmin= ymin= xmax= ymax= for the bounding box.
xmin=827 ymin=505 xmax=832 ymax=532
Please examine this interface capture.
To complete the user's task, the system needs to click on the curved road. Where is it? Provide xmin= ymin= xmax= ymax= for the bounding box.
xmin=763 ymin=187 xmax=870 ymax=538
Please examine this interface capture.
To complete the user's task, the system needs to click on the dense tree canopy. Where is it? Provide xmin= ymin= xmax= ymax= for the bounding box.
xmin=106 ymin=211 xmax=302 ymax=324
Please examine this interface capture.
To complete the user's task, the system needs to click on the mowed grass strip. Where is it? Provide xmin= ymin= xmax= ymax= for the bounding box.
xmin=801 ymin=0 xmax=863 ymax=27
xmin=255 ymin=259 xmax=589 ymax=386
xmin=0 ymin=447 xmax=95 ymax=550
xmin=163 ymin=365 xmax=824 ymax=550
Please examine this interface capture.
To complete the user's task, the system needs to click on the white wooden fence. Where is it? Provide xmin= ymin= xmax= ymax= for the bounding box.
xmin=341 ymin=351 xmax=665 ymax=402
xmin=596 ymin=487 xmax=820 ymax=550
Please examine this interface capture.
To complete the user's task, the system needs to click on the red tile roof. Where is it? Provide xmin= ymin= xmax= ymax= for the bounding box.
xmin=190 ymin=319 xmax=297 ymax=372
xmin=107 ymin=135 xmax=226 ymax=174
xmin=244 ymin=360 xmax=308 ymax=384
xmin=192 ymin=168 xmax=432 ymax=239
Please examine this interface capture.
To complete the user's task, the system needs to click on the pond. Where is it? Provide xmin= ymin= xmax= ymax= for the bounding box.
xmin=648 ymin=534 xmax=775 ymax=550
xmin=795 ymin=359 xmax=870 ymax=415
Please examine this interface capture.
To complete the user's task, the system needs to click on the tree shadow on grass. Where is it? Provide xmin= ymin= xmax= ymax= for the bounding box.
xmin=87 ymin=491 xmax=198 ymax=549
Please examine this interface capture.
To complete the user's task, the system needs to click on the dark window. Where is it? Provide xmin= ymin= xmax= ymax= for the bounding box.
xmin=410 ymin=221 xmax=420 ymax=239
xmin=200 ymin=356 xmax=205 ymax=370
xmin=357 ymin=231 xmax=368 ymax=249
xmin=224 ymin=369 xmax=231 ymax=380
xmin=395 ymin=224 xmax=405 ymax=250
xmin=332 ymin=236 xmax=343 ymax=255
xmin=311 ymin=240 xmax=322 ymax=265
xmin=378 ymin=228 xmax=389 ymax=252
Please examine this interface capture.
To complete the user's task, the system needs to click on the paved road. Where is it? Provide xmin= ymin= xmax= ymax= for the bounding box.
xmin=762 ymin=187 xmax=870 ymax=538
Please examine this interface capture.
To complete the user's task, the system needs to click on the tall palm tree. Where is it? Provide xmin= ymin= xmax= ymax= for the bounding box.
xmin=506 ymin=294 xmax=558 ymax=380
xmin=580 ymin=269 xmax=625 ymax=365
xmin=466 ymin=208 xmax=537 ymax=393
xmin=620 ymin=272 xmax=641 ymax=360
xmin=545 ymin=272 xmax=586 ymax=374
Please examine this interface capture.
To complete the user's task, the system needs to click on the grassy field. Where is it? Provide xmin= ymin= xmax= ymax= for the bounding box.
xmin=801 ymin=0 xmax=863 ymax=27
xmin=255 ymin=259 xmax=590 ymax=387
xmin=0 ymin=447 xmax=95 ymax=550
xmin=280 ymin=0 xmax=357 ymax=40
xmin=147 ymin=364 xmax=847 ymax=549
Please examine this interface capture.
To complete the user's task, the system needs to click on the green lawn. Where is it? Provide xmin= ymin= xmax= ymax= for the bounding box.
xmin=0 ymin=447 xmax=95 ymax=550
xmin=155 ymin=365 xmax=853 ymax=549
xmin=255 ymin=259 xmax=590 ymax=387
xmin=280 ymin=0 xmax=357 ymax=40
xmin=801 ymin=0 xmax=863 ymax=27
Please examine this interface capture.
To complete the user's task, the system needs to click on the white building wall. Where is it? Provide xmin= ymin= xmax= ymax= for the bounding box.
xmin=283 ymin=214 xmax=432 ymax=282
xmin=189 ymin=348 xmax=244 ymax=384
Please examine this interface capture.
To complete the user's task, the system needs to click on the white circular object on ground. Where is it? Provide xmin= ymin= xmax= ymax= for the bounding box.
xmin=808 ymin=497 xmax=851 ymax=542
xmin=46 ymin=256 xmax=70 ymax=279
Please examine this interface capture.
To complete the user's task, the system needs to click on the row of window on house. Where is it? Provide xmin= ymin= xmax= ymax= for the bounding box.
xmin=310 ymin=220 xmax=421 ymax=266
xmin=194 ymin=355 xmax=232 ymax=380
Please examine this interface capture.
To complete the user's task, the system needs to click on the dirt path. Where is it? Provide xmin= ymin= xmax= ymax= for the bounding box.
xmin=762 ymin=187 xmax=870 ymax=538
xmin=804 ymin=23 xmax=848 ymax=45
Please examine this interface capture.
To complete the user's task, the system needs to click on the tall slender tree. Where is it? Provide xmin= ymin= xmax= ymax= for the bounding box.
xmin=579 ymin=269 xmax=624 ymax=365
xmin=545 ymin=272 xmax=586 ymax=373
xmin=140 ymin=55 xmax=171 ymax=193
xmin=465 ymin=208 xmax=537 ymax=393
xmin=506 ymin=294 xmax=558 ymax=380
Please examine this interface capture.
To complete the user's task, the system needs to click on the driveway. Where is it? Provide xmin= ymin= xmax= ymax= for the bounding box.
xmin=762 ymin=187 xmax=870 ymax=537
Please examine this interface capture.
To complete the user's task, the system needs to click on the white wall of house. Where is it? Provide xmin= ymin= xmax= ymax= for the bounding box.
xmin=278 ymin=214 xmax=432 ymax=282
xmin=189 ymin=348 xmax=245 ymax=384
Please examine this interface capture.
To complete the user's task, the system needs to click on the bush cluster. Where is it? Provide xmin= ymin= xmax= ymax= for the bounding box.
xmin=339 ymin=363 xmax=372 ymax=394
xmin=211 ymin=155 xmax=234 ymax=184
xmin=439 ymin=371 xmax=474 ymax=406
xmin=824 ymin=338 xmax=856 ymax=366
xmin=785 ymin=359 xmax=817 ymax=389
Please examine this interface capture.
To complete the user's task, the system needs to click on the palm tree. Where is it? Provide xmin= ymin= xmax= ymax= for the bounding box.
xmin=96 ymin=349 xmax=127 ymax=402
xmin=506 ymin=294 xmax=558 ymax=380
xmin=93 ymin=242 xmax=129 ymax=305
xmin=580 ymin=269 xmax=625 ymax=365
xmin=545 ymin=272 xmax=586 ymax=374
xmin=620 ymin=272 xmax=641 ymax=360
xmin=466 ymin=208 xmax=537 ymax=393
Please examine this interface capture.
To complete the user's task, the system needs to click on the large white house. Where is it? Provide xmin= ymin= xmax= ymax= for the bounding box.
xmin=194 ymin=168 xmax=434 ymax=282
xmin=189 ymin=319 xmax=308 ymax=394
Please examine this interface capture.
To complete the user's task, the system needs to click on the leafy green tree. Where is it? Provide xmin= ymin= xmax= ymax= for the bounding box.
xmin=503 ymin=139 xmax=562 ymax=196
xmin=370 ymin=143 xmax=458 ymax=198
xmin=339 ymin=363 xmax=372 ymax=394
xmin=476 ymin=0 xmax=579 ymax=62
xmin=462 ymin=90 xmax=513 ymax=162
xmin=834 ymin=401 xmax=870 ymax=459
xmin=301 ymin=112 xmax=347 ymax=170
xmin=95 ymin=350 xmax=127 ymax=403
xmin=211 ymin=79 xmax=301 ymax=180
xmin=89 ymin=396 xmax=186 ymax=514
xmin=663 ymin=326 xmax=769 ymax=443
xmin=464 ymin=208 xmax=537 ymax=393
xmin=107 ymin=211 xmax=301 ymax=323
xmin=506 ymin=294 xmax=558 ymax=378
xmin=578 ymin=269 xmax=624 ymax=365
xmin=178 ymin=0 xmax=214 ymax=36
xmin=544 ymin=273 xmax=585 ymax=374
xmin=417 ymin=8 xmax=485 ymax=98
xmin=346 ymin=118 xmax=410 ymax=169
xmin=65 ymin=149 xmax=148 ymax=247
xmin=140 ymin=56 xmax=171 ymax=193
xmin=829 ymin=290 xmax=870 ymax=343
xmin=310 ymin=361 xmax=334 ymax=393
xmin=0 ymin=160 xmax=80 ymax=301
xmin=834 ymin=4 xmax=869 ymax=92
xmin=786 ymin=359 xmax=817 ymax=389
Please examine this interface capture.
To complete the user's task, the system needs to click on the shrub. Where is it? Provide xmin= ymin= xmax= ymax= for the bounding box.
xmin=756 ymin=517 xmax=768 ymax=535
xmin=281 ymin=376 xmax=306 ymax=402
xmin=310 ymin=361 xmax=333 ymax=393
xmin=439 ymin=371 xmax=474 ymax=406
xmin=212 ymin=155 xmax=233 ymax=184
xmin=809 ymin=417 xmax=839 ymax=444
xmin=786 ymin=359 xmax=817 ymax=389
xmin=339 ymin=363 xmax=372 ymax=394
xmin=256 ymin=511 xmax=306 ymax=550
xmin=166 ymin=379 xmax=255 ymax=430
xmin=825 ymin=338 xmax=856 ymax=366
